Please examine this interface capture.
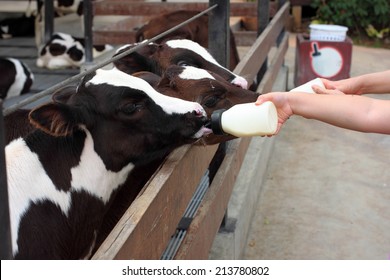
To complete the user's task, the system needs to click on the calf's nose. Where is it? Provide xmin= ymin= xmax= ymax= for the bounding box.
xmin=231 ymin=76 xmax=249 ymax=89
xmin=193 ymin=104 xmax=207 ymax=118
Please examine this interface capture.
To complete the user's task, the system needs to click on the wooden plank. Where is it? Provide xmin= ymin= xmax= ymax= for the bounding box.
xmin=92 ymin=16 xmax=257 ymax=46
xmin=292 ymin=5 xmax=302 ymax=31
xmin=94 ymin=28 xmax=257 ymax=46
xmin=92 ymin=143 xmax=218 ymax=260
xmin=290 ymin=0 xmax=312 ymax=5
xmin=257 ymin=31 xmax=289 ymax=94
xmin=93 ymin=1 xmax=267 ymax=17
xmin=232 ymin=31 xmax=257 ymax=46
xmin=174 ymin=137 xmax=251 ymax=259
xmin=234 ymin=2 xmax=290 ymax=83
xmin=94 ymin=30 xmax=137 ymax=45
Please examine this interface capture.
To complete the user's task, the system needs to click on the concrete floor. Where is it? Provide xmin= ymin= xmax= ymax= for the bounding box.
xmin=242 ymin=34 xmax=390 ymax=260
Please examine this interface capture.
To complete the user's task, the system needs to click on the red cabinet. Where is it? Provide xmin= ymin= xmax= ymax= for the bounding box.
xmin=294 ymin=33 xmax=353 ymax=86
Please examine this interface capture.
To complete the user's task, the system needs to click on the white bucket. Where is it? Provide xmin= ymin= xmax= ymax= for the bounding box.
xmin=309 ymin=24 xmax=348 ymax=42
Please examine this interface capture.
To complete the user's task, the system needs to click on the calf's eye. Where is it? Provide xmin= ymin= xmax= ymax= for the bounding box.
xmin=121 ymin=104 xmax=142 ymax=115
xmin=203 ymin=96 xmax=219 ymax=108
xmin=177 ymin=60 xmax=191 ymax=67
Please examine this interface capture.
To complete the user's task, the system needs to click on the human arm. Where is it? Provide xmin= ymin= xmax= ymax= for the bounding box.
xmin=256 ymin=92 xmax=390 ymax=135
xmin=312 ymin=70 xmax=390 ymax=95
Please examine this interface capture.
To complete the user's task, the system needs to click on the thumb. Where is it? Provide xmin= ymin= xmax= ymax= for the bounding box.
xmin=312 ymin=85 xmax=327 ymax=94
xmin=255 ymin=93 xmax=272 ymax=105
xmin=312 ymin=85 xmax=344 ymax=95
xmin=321 ymin=78 xmax=337 ymax=90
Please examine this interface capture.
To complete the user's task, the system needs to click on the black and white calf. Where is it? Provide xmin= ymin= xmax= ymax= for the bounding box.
xmin=36 ymin=32 xmax=113 ymax=69
xmin=113 ymin=39 xmax=249 ymax=89
xmin=0 ymin=15 xmax=35 ymax=39
xmin=6 ymin=68 xmax=210 ymax=259
xmin=0 ymin=58 xmax=34 ymax=100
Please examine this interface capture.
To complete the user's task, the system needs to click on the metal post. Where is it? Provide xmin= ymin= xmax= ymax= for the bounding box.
xmin=256 ymin=0 xmax=270 ymax=85
xmin=257 ymin=0 xmax=270 ymax=36
xmin=44 ymin=0 xmax=54 ymax=43
xmin=276 ymin=0 xmax=287 ymax=46
xmin=0 ymin=101 xmax=12 ymax=259
xmin=208 ymin=0 xmax=230 ymax=68
xmin=208 ymin=0 xmax=230 ymax=228
xmin=83 ymin=0 xmax=94 ymax=64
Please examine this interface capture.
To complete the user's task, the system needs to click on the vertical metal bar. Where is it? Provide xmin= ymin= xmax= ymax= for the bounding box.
xmin=256 ymin=0 xmax=270 ymax=85
xmin=276 ymin=0 xmax=287 ymax=46
xmin=0 ymin=101 xmax=12 ymax=260
xmin=44 ymin=0 xmax=54 ymax=43
xmin=208 ymin=0 xmax=229 ymax=68
xmin=83 ymin=0 xmax=93 ymax=64
xmin=257 ymin=0 xmax=269 ymax=36
xmin=208 ymin=0 xmax=230 ymax=228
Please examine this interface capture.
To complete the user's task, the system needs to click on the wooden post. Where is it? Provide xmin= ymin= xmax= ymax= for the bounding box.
xmin=0 ymin=101 xmax=12 ymax=259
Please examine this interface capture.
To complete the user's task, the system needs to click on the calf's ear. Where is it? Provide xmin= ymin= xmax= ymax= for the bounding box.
xmin=52 ymin=85 xmax=77 ymax=104
xmin=28 ymin=103 xmax=77 ymax=137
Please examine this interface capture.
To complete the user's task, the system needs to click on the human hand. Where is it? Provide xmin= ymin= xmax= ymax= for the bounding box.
xmin=312 ymin=81 xmax=345 ymax=95
xmin=255 ymin=92 xmax=293 ymax=135
xmin=312 ymin=77 xmax=363 ymax=95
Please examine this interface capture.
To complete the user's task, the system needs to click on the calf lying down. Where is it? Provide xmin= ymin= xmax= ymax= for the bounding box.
xmin=36 ymin=32 xmax=113 ymax=69
xmin=6 ymin=68 xmax=210 ymax=259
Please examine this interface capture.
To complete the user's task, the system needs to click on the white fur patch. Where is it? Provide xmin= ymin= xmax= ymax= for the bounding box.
xmin=115 ymin=44 xmax=132 ymax=54
xmin=166 ymin=39 xmax=219 ymax=65
xmin=166 ymin=39 xmax=248 ymax=89
xmin=6 ymin=129 xmax=134 ymax=256
xmin=6 ymin=138 xmax=71 ymax=255
xmin=70 ymin=129 xmax=133 ymax=204
xmin=89 ymin=68 xmax=206 ymax=116
xmin=178 ymin=66 xmax=215 ymax=80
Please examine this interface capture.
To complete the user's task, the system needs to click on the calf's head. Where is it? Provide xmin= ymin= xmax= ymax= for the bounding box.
xmin=134 ymin=10 xmax=240 ymax=70
xmin=152 ymin=65 xmax=259 ymax=145
xmin=113 ymin=39 xmax=248 ymax=89
xmin=30 ymin=68 xmax=210 ymax=167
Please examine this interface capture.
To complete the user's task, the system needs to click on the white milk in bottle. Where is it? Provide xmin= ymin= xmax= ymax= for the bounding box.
xmin=210 ymin=101 xmax=278 ymax=137
xmin=289 ymin=77 xmax=325 ymax=93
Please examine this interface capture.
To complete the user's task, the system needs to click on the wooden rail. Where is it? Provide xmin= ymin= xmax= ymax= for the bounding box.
xmin=93 ymin=1 xmax=267 ymax=17
xmin=92 ymin=0 xmax=278 ymax=46
xmin=92 ymin=1 xmax=290 ymax=260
